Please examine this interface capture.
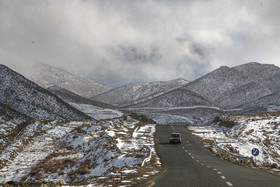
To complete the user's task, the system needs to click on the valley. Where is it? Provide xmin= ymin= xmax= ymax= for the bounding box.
xmin=1 ymin=62 xmax=280 ymax=186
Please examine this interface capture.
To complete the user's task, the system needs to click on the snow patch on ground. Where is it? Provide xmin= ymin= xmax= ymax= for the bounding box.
xmin=0 ymin=116 xmax=160 ymax=185
xmin=189 ymin=115 xmax=280 ymax=168
xmin=69 ymin=103 xmax=123 ymax=120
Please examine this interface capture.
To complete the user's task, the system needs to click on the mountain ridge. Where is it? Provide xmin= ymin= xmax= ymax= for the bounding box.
xmin=18 ymin=63 xmax=113 ymax=98
xmin=0 ymin=64 xmax=91 ymax=120
xmin=93 ymin=78 xmax=188 ymax=107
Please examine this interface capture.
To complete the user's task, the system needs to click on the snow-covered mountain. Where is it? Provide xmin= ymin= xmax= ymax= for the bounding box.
xmin=213 ymin=82 xmax=272 ymax=109
xmin=93 ymin=78 xmax=188 ymax=107
xmin=238 ymin=93 xmax=280 ymax=113
xmin=0 ymin=64 xmax=90 ymax=120
xmin=0 ymin=102 xmax=31 ymax=122
xmin=184 ymin=66 xmax=252 ymax=102
xmin=20 ymin=63 xmax=112 ymax=98
xmin=127 ymin=87 xmax=212 ymax=108
xmin=182 ymin=62 xmax=279 ymax=110
xmin=233 ymin=62 xmax=280 ymax=92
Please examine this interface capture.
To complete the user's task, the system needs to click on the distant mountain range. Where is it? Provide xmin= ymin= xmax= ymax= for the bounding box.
xmin=92 ymin=79 xmax=188 ymax=107
xmin=2 ymin=62 xmax=280 ymax=124
xmin=20 ymin=63 xmax=112 ymax=98
xmin=119 ymin=62 xmax=280 ymax=124
xmin=47 ymin=85 xmax=114 ymax=109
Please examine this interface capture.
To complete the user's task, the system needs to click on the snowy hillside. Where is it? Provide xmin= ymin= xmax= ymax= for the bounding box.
xmin=0 ymin=116 xmax=160 ymax=186
xmin=233 ymin=62 xmax=280 ymax=92
xmin=47 ymin=86 xmax=123 ymax=120
xmin=189 ymin=112 xmax=280 ymax=172
xmin=184 ymin=62 xmax=280 ymax=109
xmin=126 ymin=87 xmax=212 ymax=108
xmin=47 ymin=86 xmax=114 ymax=109
xmin=0 ymin=102 xmax=31 ymax=122
xmin=93 ymin=79 xmax=188 ymax=107
xmin=0 ymin=64 xmax=90 ymax=120
xmin=122 ymin=88 xmax=221 ymax=125
xmin=238 ymin=93 xmax=280 ymax=113
xmin=123 ymin=62 xmax=280 ymax=125
xmin=214 ymin=82 xmax=271 ymax=109
xmin=184 ymin=66 xmax=252 ymax=102
xmin=19 ymin=63 xmax=112 ymax=98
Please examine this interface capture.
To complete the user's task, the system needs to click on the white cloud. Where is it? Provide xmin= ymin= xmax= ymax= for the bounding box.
xmin=0 ymin=0 xmax=279 ymax=86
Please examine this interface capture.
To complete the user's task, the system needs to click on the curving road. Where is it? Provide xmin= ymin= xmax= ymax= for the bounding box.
xmin=153 ymin=125 xmax=280 ymax=187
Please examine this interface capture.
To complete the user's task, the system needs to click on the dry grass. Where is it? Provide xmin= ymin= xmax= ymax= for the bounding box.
xmin=231 ymin=110 xmax=280 ymax=119
xmin=213 ymin=117 xmax=236 ymax=128
xmin=225 ymin=145 xmax=238 ymax=154
xmin=264 ymin=138 xmax=272 ymax=146
xmin=246 ymin=129 xmax=254 ymax=135
xmin=150 ymin=155 xmax=157 ymax=164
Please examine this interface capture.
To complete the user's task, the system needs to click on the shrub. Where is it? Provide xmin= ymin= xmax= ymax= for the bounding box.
xmin=76 ymin=167 xmax=91 ymax=175
xmin=271 ymin=163 xmax=278 ymax=169
xmin=67 ymin=170 xmax=75 ymax=177
xmin=213 ymin=117 xmax=236 ymax=128
xmin=150 ymin=155 xmax=157 ymax=164
xmin=264 ymin=138 xmax=272 ymax=146
xmin=246 ymin=129 xmax=254 ymax=135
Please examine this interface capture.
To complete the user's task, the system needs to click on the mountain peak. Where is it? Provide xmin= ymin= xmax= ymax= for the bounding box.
xmin=234 ymin=62 xmax=280 ymax=79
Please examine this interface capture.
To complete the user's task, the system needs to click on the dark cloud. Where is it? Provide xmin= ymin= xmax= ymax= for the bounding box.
xmin=0 ymin=0 xmax=279 ymax=86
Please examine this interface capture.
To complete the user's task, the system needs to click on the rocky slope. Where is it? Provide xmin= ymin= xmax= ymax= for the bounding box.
xmin=190 ymin=111 xmax=280 ymax=171
xmin=126 ymin=87 xmax=212 ymax=108
xmin=233 ymin=62 xmax=280 ymax=92
xmin=0 ymin=64 xmax=90 ymax=120
xmin=184 ymin=66 xmax=252 ymax=102
xmin=0 ymin=116 xmax=159 ymax=186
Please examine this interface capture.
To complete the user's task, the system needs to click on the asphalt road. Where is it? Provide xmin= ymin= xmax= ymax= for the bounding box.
xmin=153 ymin=125 xmax=280 ymax=187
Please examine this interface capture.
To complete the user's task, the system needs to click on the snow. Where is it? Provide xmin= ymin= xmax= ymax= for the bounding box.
xmin=0 ymin=64 xmax=89 ymax=120
xmin=0 ymin=116 xmax=160 ymax=185
xmin=93 ymin=79 xmax=188 ymax=107
xmin=69 ymin=102 xmax=123 ymax=120
xmin=190 ymin=115 xmax=280 ymax=167
xmin=47 ymin=126 xmax=72 ymax=138
xmin=146 ymin=113 xmax=194 ymax=125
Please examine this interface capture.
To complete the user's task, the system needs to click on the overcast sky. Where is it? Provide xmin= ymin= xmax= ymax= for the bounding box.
xmin=1 ymin=0 xmax=280 ymax=86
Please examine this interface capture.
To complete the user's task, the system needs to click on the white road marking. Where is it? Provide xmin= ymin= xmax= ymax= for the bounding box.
xmin=213 ymin=168 xmax=217 ymax=171
xmin=188 ymin=153 xmax=191 ymax=155
xmin=191 ymin=156 xmax=195 ymax=159
xmin=217 ymin=171 xmax=222 ymax=175
xmin=171 ymin=125 xmax=175 ymax=132
xmin=221 ymin=176 xmax=226 ymax=180
xmin=196 ymin=160 xmax=200 ymax=163
xmin=207 ymin=166 xmax=211 ymax=168
xmin=200 ymin=163 xmax=204 ymax=166
xmin=226 ymin=181 xmax=233 ymax=186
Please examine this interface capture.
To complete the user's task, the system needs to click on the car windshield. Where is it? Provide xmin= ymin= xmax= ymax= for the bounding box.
xmin=171 ymin=134 xmax=180 ymax=137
